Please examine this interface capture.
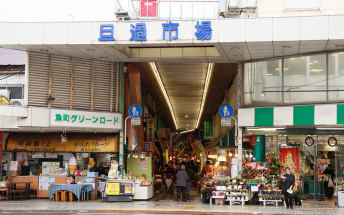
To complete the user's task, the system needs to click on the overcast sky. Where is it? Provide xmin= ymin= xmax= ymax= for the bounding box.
xmin=0 ymin=0 xmax=116 ymax=22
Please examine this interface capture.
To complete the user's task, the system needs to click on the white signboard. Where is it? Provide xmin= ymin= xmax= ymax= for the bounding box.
xmin=131 ymin=118 xmax=141 ymax=126
xmin=221 ymin=118 xmax=231 ymax=127
xmin=50 ymin=109 xmax=122 ymax=130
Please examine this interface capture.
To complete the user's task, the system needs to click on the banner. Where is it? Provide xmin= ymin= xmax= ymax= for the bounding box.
xmin=7 ymin=134 xmax=119 ymax=153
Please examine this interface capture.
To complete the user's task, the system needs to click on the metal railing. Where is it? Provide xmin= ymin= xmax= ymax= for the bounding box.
xmin=114 ymin=0 xmax=257 ymax=20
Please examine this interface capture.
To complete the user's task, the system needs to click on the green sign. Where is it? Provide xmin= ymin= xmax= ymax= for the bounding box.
xmin=203 ymin=120 xmax=213 ymax=137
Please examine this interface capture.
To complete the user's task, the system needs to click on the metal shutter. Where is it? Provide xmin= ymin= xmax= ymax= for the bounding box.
xmin=51 ymin=55 xmax=71 ymax=109
xmin=113 ymin=63 xmax=119 ymax=112
xmin=73 ymin=58 xmax=92 ymax=110
xmin=93 ymin=61 xmax=111 ymax=112
xmin=28 ymin=52 xmax=50 ymax=107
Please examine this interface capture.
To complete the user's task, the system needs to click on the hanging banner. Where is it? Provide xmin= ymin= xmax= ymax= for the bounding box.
xmin=203 ymin=121 xmax=213 ymax=137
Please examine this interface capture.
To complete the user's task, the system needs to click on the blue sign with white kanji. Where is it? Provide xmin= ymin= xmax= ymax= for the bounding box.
xmin=220 ymin=104 xmax=234 ymax=118
xmin=130 ymin=23 xmax=147 ymax=41
xmin=195 ymin=21 xmax=212 ymax=40
xmin=129 ymin=104 xmax=142 ymax=118
xmin=98 ymin=24 xmax=115 ymax=41
xmin=162 ymin=21 xmax=179 ymax=41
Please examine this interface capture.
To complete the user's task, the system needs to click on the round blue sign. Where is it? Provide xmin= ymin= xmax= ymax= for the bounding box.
xmin=219 ymin=104 xmax=234 ymax=118
xmin=129 ymin=104 xmax=142 ymax=118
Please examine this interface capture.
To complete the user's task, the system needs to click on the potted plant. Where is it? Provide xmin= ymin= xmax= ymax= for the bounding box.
xmin=293 ymin=190 xmax=303 ymax=205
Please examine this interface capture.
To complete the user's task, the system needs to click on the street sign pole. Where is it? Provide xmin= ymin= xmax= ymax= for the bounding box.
xmin=120 ymin=116 xmax=131 ymax=171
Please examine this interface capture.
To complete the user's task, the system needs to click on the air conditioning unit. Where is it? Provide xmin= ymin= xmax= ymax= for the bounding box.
xmin=11 ymin=99 xmax=26 ymax=107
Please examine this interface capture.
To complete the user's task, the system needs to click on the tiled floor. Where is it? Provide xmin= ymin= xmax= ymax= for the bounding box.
xmin=0 ymin=191 xmax=343 ymax=214
xmin=0 ymin=199 xmax=342 ymax=214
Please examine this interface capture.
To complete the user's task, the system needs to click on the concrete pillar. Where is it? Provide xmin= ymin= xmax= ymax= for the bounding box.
xmin=253 ymin=135 xmax=265 ymax=162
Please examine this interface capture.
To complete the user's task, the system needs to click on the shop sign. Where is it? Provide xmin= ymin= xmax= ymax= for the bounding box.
xmin=147 ymin=118 xmax=155 ymax=141
xmin=107 ymin=182 xmax=120 ymax=195
xmin=138 ymin=158 xmax=147 ymax=170
xmin=7 ymin=134 xmax=119 ymax=153
xmin=50 ymin=109 xmax=122 ymax=130
xmin=203 ymin=120 xmax=213 ymax=137
xmin=98 ymin=21 xmax=212 ymax=42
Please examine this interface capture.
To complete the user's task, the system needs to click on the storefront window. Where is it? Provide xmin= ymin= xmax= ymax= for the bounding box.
xmin=328 ymin=52 xmax=344 ymax=101
xmin=284 ymin=54 xmax=326 ymax=104
xmin=244 ymin=60 xmax=282 ymax=105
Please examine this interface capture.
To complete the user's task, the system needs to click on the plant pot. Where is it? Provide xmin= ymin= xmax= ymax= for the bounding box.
xmin=294 ymin=198 xmax=302 ymax=205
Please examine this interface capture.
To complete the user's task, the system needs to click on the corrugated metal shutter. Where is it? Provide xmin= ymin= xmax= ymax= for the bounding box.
xmin=73 ymin=58 xmax=92 ymax=110
xmin=112 ymin=63 xmax=119 ymax=112
xmin=93 ymin=61 xmax=111 ymax=112
xmin=51 ymin=55 xmax=71 ymax=109
xmin=28 ymin=52 xmax=50 ymax=107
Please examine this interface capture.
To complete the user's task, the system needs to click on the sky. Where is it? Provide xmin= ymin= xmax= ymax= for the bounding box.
xmin=0 ymin=0 xmax=116 ymax=22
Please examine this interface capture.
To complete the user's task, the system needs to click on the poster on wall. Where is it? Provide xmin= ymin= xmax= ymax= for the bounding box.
xmin=138 ymin=158 xmax=147 ymax=170
xmin=280 ymin=148 xmax=300 ymax=187
xmin=39 ymin=176 xmax=55 ymax=190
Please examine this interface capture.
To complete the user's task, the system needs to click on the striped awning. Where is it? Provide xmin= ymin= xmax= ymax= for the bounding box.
xmin=238 ymin=104 xmax=344 ymax=127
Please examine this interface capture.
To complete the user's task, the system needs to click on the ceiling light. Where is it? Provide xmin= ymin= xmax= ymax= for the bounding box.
xmin=180 ymin=129 xmax=195 ymax=134
xmin=282 ymin=46 xmax=291 ymax=49
xmin=284 ymin=68 xmax=289 ymax=71
xmin=266 ymin=73 xmax=272 ymax=76
xmin=196 ymin=63 xmax=213 ymax=128
xmin=274 ymin=68 xmax=279 ymax=71
xmin=316 ymin=127 xmax=344 ymax=130
xmin=309 ymin=69 xmax=322 ymax=72
xmin=150 ymin=62 xmax=178 ymax=130
xmin=313 ymin=60 xmax=319 ymax=63
xmin=185 ymin=114 xmax=189 ymax=118
xmin=86 ymin=48 xmax=96 ymax=52
xmin=246 ymin=127 xmax=285 ymax=131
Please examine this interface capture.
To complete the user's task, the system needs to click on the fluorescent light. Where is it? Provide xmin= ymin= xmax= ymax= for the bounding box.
xmin=246 ymin=127 xmax=285 ymax=131
xmin=180 ymin=129 xmax=195 ymax=134
xmin=196 ymin=63 xmax=213 ymax=128
xmin=309 ymin=69 xmax=322 ymax=72
xmin=150 ymin=62 xmax=178 ymax=129
xmin=316 ymin=127 xmax=344 ymax=130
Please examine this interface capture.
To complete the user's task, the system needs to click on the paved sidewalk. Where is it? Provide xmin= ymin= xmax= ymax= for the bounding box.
xmin=0 ymin=199 xmax=343 ymax=215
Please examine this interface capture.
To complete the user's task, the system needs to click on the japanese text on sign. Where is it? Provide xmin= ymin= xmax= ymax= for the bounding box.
xmin=98 ymin=21 xmax=212 ymax=42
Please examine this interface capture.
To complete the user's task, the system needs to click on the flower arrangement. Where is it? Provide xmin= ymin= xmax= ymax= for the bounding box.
xmin=266 ymin=152 xmax=284 ymax=175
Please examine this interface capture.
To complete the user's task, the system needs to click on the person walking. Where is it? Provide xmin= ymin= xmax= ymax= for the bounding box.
xmin=323 ymin=164 xmax=335 ymax=199
xmin=176 ymin=165 xmax=188 ymax=202
xmin=282 ymin=167 xmax=295 ymax=209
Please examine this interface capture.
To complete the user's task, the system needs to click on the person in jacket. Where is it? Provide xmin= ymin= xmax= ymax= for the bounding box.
xmin=176 ymin=165 xmax=188 ymax=202
xmin=323 ymin=164 xmax=335 ymax=199
xmin=282 ymin=167 xmax=295 ymax=209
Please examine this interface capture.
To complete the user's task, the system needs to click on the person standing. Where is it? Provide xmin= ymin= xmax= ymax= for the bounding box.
xmin=323 ymin=164 xmax=335 ymax=199
xmin=282 ymin=167 xmax=295 ymax=209
xmin=176 ymin=165 xmax=189 ymax=202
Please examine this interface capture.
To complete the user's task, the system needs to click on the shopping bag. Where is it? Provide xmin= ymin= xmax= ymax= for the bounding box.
xmin=165 ymin=178 xmax=172 ymax=189
xmin=328 ymin=178 xmax=335 ymax=187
